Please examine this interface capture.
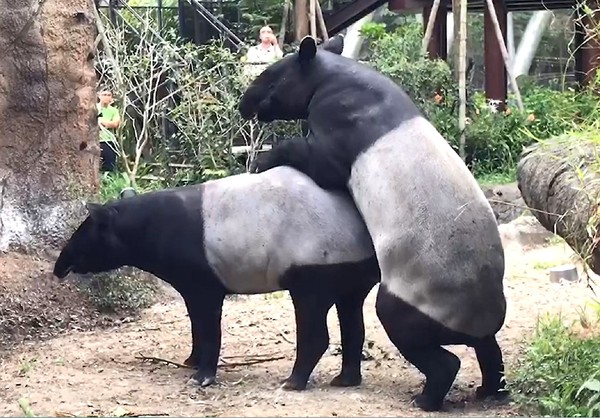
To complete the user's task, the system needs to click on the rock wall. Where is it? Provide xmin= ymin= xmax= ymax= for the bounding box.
xmin=0 ymin=0 xmax=99 ymax=252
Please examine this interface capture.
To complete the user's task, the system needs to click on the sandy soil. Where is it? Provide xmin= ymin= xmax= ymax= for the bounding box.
xmin=0 ymin=231 xmax=598 ymax=417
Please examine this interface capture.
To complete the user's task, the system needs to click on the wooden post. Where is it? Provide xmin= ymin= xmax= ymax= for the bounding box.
xmin=294 ymin=0 xmax=309 ymax=41
xmin=315 ymin=0 xmax=329 ymax=41
xmin=574 ymin=1 xmax=600 ymax=87
xmin=484 ymin=0 xmax=523 ymax=111
xmin=309 ymin=0 xmax=317 ymax=38
xmin=421 ymin=0 xmax=442 ymax=56
xmin=279 ymin=0 xmax=291 ymax=42
xmin=457 ymin=0 xmax=467 ymax=161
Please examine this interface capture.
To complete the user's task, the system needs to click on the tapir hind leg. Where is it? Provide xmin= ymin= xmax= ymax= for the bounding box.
xmin=375 ymin=283 xmax=506 ymax=412
xmin=473 ymin=335 xmax=507 ymax=399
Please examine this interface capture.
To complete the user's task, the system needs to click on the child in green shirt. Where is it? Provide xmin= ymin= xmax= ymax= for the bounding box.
xmin=97 ymin=89 xmax=121 ymax=172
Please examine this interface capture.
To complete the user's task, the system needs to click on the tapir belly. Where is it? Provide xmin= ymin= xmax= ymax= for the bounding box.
xmin=202 ymin=206 xmax=375 ymax=294
xmin=348 ymin=116 xmax=506 ymax=338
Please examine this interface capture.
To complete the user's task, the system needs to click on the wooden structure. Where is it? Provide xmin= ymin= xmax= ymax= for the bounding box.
xmin=323 ymin=0 xmax=600 ymax=107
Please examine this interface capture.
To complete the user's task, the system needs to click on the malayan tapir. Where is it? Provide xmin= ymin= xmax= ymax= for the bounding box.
xmin=53 ymin=165 xmax=380 ymax=391
xmin=238 ymin=35 xmax=508 ymax=411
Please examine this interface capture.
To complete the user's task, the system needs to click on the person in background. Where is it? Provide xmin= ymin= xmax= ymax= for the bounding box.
xmin=97 ymin=89 xmax=121 ymax=172
xmin=242 ymin=25 xmax=284 ymax=80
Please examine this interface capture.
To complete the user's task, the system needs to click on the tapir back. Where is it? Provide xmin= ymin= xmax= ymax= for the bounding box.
xmin=201 ymin=166 xmax=376 ymax=294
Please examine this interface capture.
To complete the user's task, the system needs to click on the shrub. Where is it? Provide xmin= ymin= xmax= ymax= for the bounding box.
xmin=77 ymin=267 xmax=160 ymax=314
xmin=96 ymin=14 xmax=303 ymax=190
xmin=511 ymin=310 xmax=600 ymax=416
xmin=360 ymin=21 xmax=600 ymax=178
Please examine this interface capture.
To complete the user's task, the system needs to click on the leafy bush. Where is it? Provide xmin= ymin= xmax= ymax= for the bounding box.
xmin=77 ymin=267 xmax=160 ymax=314
xmin=361 ymin=21 xmax=599 ymax=178
xmin=97 ymin=14 xmax=303 ymax=189
xmin=511 ymin=311 xmax=600 ymax=416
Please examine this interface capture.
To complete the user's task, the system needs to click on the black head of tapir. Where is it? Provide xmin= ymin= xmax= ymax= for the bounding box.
xmin=53 ymin=202 xmax=129 ymax=279
xmin=238 ymin=34 xmax=344 ymax=122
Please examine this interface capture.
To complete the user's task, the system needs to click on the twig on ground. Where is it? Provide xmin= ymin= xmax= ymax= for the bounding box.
xmin=135 ymin=352 xmax=285 ymax=369
xmin=274 ymin=326 xmax=294 ymax=344
xmin=218 ymin=355 xmax=285 ymax=369
xmin=135 ymin=354 xmax=194 ymax=369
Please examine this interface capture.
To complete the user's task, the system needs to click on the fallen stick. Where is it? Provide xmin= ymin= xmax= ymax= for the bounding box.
xmin=218 ymin=355 xmax=285 ymax=369
xmin=135 ymin=353 xmax=285 ymax=369
xmin=275 ymin=326 xmax=294 ymax=344
xmin=135 ymin=354 xmax=193 ymax=369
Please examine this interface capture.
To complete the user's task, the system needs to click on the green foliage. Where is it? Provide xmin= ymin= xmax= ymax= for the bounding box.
xmin=99 ymin=172 xmax=130 ymax=202
xmin=361 ymin=21 xmax=600 ymax=177
xmin=78 ymin=268 xmax=159 ymax=314
xmin=97 ymin=13 xmax=302 ymax=189
xmin=99 ymin=171 xmax=163 ymax=203
xmin=511 ymin=313 xmax=600 ymax=416
xmin=476 ymin=168 xmax=517 ymax=186
xmin=238 ymin=0 xmax=284 ymax=41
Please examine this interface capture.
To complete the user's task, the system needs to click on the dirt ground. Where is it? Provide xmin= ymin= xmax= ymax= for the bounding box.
xmin=0 ymin=222 xmax=598 ymax=417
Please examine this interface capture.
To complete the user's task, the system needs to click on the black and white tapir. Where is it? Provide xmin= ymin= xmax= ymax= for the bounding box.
xmin=238 ymin=35 xmax=508 ymax=411
xmin=53 ymin=165 xmax=380 ymax=391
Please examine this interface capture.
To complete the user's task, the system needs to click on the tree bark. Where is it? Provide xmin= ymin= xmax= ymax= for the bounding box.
xmin=517 ymin=137 xmax=600 ymax=275
xmin=0 ymin=0 xmax=99 ymax=253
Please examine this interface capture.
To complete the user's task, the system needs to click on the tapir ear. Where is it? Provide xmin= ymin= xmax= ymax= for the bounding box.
xmin=298 ymin=36 xmax=317 ymax=62
xmin=85 ymin=202 xmax=115 ymax=225
xmin=320 ymin=34 xmax=344 ymax=55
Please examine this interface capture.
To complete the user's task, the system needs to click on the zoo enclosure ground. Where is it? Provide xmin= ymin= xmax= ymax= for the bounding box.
xmin=0 ymin=217 xmax=598 ymax=417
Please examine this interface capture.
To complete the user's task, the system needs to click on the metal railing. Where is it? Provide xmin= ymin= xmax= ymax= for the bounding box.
xmin=96 ymin=0 xmax=244 ymax=50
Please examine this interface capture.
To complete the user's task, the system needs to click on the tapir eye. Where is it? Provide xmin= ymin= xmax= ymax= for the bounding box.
xmin=269 ymin=82 xmax=275 ymax=90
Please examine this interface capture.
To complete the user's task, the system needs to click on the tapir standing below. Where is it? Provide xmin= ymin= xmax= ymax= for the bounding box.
xmin=53 ymin=166 xmax=379 ymax=391
xmin=238 ymin=35 xmax=508 ymax=411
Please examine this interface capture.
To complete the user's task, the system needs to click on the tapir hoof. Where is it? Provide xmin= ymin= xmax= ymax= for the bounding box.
xmin=188 ymin=373 xmax=216 ymax=388
xmin=280 ymin=377 xmax=308 ymax=391
xmin=475 ymin=385 xmax=510 ymax=401
xmin=411 ymin=394 xmax=444 ymax=412
xmin=329 ymin=372 xmax=361 ymax=387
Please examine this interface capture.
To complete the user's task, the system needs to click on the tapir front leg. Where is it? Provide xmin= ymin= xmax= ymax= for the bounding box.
xmin=187 ymin=287 xmax=227 ymax=387
xmin=282 ymin=286 xmax=335 ymax=391
xmin=330 ymin=289 xmax=371 ymax=387
xmin=181 ymin=294 xmax=202 ymax=367
xmin=171 ymin=282 xmax=204 ymax=367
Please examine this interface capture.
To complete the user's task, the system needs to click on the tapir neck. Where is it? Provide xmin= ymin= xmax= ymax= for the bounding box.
xmin=113 ymin=192 xmax=195 ymax=286
xmin=114 ymin=201 xmax=161 ymax=275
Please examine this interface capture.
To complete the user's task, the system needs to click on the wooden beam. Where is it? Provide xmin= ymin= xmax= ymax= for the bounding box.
xmin=458 ymin=0 xmax=467 ymax=161
xmin=484 ymin=0 xmax=507 ymax=108
xmin=422 ymin=0 xmax=448 ymax=59
xmin=315 ymin=0 xmax=329 ymax=41
xmin=484 ymin=0 xmax=524 ymax=111
xmin=309 ymin=0 xmax=318 ymax=38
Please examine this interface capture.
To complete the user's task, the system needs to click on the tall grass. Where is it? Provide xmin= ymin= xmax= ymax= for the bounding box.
xmin=511 ymin=306 xmax=600 ymax=416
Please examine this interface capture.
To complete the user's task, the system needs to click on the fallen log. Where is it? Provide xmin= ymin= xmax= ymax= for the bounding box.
xmin=517 ymin=133 xmax=600 ymax=276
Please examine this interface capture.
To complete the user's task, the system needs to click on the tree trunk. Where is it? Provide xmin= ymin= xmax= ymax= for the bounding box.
xmin=294 ymin=0 xmax=309 ymax=41
xmin=0 ymin=0 xmax=99 ymax=253
xmin=517 ymin=137 xmax=600 ymax=275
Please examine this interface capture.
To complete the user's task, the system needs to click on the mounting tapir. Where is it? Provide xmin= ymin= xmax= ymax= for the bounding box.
xmin=238 ymin=35 xmax=508 ymax=411
xmin=53 ymin=165 xmax=379 ymax=391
